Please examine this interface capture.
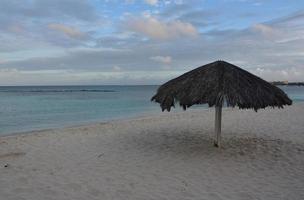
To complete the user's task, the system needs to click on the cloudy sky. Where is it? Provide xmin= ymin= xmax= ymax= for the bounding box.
xmin=0 ymin=0 xmax=304 ymax=85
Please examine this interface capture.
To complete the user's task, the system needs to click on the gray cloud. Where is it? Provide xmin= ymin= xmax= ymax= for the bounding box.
xmin=159 ymin=1 xmax=218 ymax=27
xmin=0 ymin=0 xmax=97 ymax=22
xmin=269 ymin=10 xmax=304 ymax=26
xmin=177 ymin=9 xmax=219 ymax=27
xmin=125 ymin=15 xmax=198 ymax=40
xmin=0 ymin=1 xmax=304 ymax=85
xmin=0 ymin=0 xmax=99 ymax=50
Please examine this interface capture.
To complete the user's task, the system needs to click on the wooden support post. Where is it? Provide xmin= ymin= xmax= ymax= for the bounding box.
xmin=214 ymin=106 xmax=222 ymax=148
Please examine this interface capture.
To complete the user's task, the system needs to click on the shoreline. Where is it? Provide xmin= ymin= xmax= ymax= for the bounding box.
xmin=0 ymin=109 xmax=161 ymax=138
xmin=1 ymin=102 xmax=302 ymax=138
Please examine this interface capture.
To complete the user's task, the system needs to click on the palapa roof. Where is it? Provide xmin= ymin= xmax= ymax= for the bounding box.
xmin=151 ymin=60 xmax=292 ymax=111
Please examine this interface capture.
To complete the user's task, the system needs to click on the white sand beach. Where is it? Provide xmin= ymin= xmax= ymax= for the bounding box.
xmin=0 ymin=103 xmax=304 ymax=200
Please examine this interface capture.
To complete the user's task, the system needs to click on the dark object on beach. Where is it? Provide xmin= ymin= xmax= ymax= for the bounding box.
xmin=97 ymin=153 xmax=104 ymax=158
xmin=151 ymin=60 xmax=292 ymax=147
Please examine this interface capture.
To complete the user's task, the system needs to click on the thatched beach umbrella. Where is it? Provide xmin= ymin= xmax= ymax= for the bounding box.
xmin=151 ymin=60 xmax=292 ymax=147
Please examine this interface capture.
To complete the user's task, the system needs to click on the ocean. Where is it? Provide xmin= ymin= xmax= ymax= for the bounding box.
xmin=0 ymin=85 xmax=303 ymax=136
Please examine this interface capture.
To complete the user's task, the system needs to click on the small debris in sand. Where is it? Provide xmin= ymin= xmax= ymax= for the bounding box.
xmin=0 ymin=152 xmax=26 ymax=159
xmin=97 ymin=153 xmax=104 ymax=158
xmin=0 ymin=140 xmax=8 ymax=145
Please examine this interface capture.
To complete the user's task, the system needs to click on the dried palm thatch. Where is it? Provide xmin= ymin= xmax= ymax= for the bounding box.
xmin=151 ymin=60 xmax=292 ymax=112
xmin=151 ymin=60 xmax=292 ymax=147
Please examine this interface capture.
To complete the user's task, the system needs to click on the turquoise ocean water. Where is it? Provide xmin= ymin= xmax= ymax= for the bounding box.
xmin=0 ymin=85 xmax=303 ymax=136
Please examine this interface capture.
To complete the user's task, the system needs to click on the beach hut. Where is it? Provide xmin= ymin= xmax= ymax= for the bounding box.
xmin=151 ymin=60 xmax=292 ymax=147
